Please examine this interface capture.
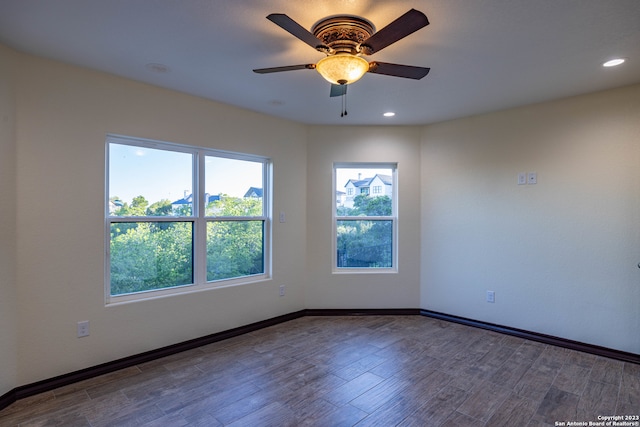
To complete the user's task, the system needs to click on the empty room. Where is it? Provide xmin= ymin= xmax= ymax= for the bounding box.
xmin=0 ymin=1 xmax=639 ymax=426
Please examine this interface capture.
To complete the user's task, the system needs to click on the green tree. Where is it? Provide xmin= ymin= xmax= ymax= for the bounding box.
xmin=353 ymin=194 xmax=392 ymax=216
xmin=207 ymin=195 xmax=262 ymax=216
xmin=110 ymin=222 xmax=193 ymax=295
xmin=207 ymin=221 xmax=263 ymax=281
xmin=206 ymin=195 xmax=264 ymax=280
xmin=147 ymin=199 xmax=173 ymax=216
xmin=337 ymin=195 xmax=393 ymax=267
xmin=110 ymin=194 xmax=264 ymax=295
xmin=114 ymin=195 xmax=149 ymax=217
xmin=130 ymin=196 xmax=149 ymax=215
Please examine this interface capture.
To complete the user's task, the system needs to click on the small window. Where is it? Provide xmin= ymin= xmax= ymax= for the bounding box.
xmin=106 ymin=135 xmax=270 ymax=303
xmin=334 ymin=163 xmax=397 ymax=272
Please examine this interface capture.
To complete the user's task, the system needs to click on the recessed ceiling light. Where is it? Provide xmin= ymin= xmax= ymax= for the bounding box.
xmin=383 ymin=112 xmax=396 ymax=117
xmin=602 ymin=58 xmax=626 ymax=67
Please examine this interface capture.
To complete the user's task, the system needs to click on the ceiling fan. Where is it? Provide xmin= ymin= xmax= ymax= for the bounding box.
xmin=253 ymin=9 xmax=431 ymax=101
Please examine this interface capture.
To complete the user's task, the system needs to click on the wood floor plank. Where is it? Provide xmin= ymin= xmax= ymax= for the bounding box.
xmin=534 ymin=386 xmax=580 ymax=424
xmin=590 ymin=356 xmax=624 ymax=385
xmin=456 ymin=380 xmax=512 ymax=422
xmin=349 ymin=375 xmax=413 ymax=413
xmin=624 ymin=361 xmax=640 ymax=377
xmin=279 ymin=371 xmax=347 ymax=407
xmin=616 ymin=372 xmax=640 ymax=414
xmin=485 ymin=392 xmax=539 ymax=427
xmin=552 ymin=362 xmax=590 ymax=395
xmin=331 ymin=352 xmax=387 ymax=381
xmin=576 ymin=380 xmax=619 ymax=420
xmin=301 ymin=403 xmax=368 ymax=427
xmin=322 ymin=372 xmax=385 ymax=407
xmin=514 ymin=346 xmax=566 ymax=402
xmin=397 ymin=384 xmax=469 ymax=427
xmin=488 ymin=353 xmax=535 ymax=389
xmin=226 ymin=401 xmax=298 ymax=427
xmin=286 ymin=397 xmax=338 ymax=426
xmin=440 ymin=411 xmax=482 ymax=427
xmin=351 ymin=391 xmax=429 ymax=427
xmin=211 ymin=384 xmax=297 ymax=425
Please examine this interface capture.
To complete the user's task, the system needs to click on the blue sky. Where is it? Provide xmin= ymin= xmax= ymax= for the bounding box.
xmin=109 ymin=143 xmax=390 ymax=206
xmin=109 ymin=143 xmax=262 ymax=205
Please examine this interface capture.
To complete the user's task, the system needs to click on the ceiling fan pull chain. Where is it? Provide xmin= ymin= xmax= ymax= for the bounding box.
xmin=341 ymin=91 xmax=348 ymax=117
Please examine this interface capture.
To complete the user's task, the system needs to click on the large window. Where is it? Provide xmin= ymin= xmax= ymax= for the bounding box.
xmin=334 ymin=163 xmax=397 ymax=272
xmin=106 ymin=135 xmax=270 ymax=303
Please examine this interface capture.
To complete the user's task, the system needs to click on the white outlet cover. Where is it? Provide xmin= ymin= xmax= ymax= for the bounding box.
xmin=528 ymin=172 xmax=537 ymax=184
xmin=77 ymin=320 xmax=90 ymax=337
xmin=486 ymin=291 xmax=495 ymax=303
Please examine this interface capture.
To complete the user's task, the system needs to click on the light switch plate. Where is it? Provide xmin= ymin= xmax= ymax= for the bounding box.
xmin=518 ymin=173 xmax=527 ymax=185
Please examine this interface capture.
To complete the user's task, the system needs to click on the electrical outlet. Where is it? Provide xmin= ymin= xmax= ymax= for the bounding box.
xmin=528 ymin=172 xmax=537 ymax=184
xmin=279 ymin=285 xmax=285 ymax=296
xmin=77 ymin=320 xmax=90 ymax=337
xmin=486 ymin=291 xmax=495 ymax=303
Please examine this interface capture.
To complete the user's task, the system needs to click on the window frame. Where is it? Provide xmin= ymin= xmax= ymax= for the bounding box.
xmin=105 ymin=134 xmax=271 ymax=304
xmin=332 ymin=162 xmax=398 ymax=274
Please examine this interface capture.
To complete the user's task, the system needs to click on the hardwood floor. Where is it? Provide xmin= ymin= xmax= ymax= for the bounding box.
xmin=1 ymin=316 xmax=638 ymax=426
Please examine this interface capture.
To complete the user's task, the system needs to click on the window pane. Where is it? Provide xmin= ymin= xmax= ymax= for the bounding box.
xmin=336 ymin=168 xmax=393 ymax=216
xmin=109 ymin=143 xmax=193 ymax=216
xmin=110 ymin=222 xmax=193 ymax=295
xmin=337 ymin=220 xmax=393 ymax=268
xmin=207 ymin=221 xmax=264 ymax=281
xmin=205 ymin=157 xmax=263 ymax=217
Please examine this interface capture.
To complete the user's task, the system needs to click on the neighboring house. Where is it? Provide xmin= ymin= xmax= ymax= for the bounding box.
xmin=171 ymin=192 xmax=221 ymax=212
xmin=109 ymin=198 xmax=123 ymax=214
xmin=342 ymin=174 xmax=392 ymax=208
xmin=336 ymin=190 xmax=346 ymax=207
xmin=244 ymin=187 xmax=263 ymax=198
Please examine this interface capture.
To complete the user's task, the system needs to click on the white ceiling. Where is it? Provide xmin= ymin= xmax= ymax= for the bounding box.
xmin=1 ymin=0 xmax=639 ymax=126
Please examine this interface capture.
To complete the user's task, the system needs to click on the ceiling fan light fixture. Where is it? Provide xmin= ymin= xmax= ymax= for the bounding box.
xmin=315 ymin=54 xmax=369 ymax=85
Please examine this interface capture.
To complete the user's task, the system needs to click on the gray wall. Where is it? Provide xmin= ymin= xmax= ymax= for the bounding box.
xmin=0 ymin=44 xmax=18 ymax=399
xmin=421 ymin=85 xmax=640 ymax=354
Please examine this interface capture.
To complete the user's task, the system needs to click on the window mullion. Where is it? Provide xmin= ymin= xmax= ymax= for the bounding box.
xmin=194 ymin=151 xmax=207 ymax=285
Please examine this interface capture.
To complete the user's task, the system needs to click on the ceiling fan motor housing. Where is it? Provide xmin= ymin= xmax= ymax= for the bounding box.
xmin=312 ymin=16 xmax=375 ymax=55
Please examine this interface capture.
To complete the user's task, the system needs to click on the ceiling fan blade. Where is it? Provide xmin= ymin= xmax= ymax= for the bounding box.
xmin=267 ymin=13 xmax=328 ymax=51
xmin=330 ymin=84 xmax=347 ymax=97
xmin=253 ymin=64 xmax=316 ymax=74
xmin=360 ymin=9 xmax=429 ymax=55
xmin=368 ymin=62 xmax=430 ymax=79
